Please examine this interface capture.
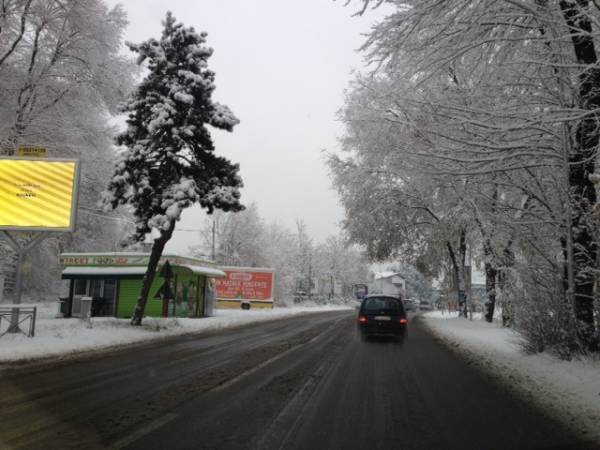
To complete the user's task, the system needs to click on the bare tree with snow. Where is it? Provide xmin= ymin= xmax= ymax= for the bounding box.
xmin=333 ymin=0 xmax=600 ymax=354
xmin=0 ymin=0 xmax=135 ymax=297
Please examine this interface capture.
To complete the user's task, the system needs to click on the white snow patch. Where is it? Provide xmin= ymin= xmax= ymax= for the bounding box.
xmin=423 ymin=310 xmax=485 ymax=321
xmin=422 ymin=312 xmax=600 ymax=443
xmin=589 ymin=173 xmax=600 ymax=184
xmin=0 ymin=303 xmax=351 ymax=364
xmin=373 ymin=270 xmax=398 ymax=279
xmin=422 ymin=310 xmax=458 ymax=319
xmin=173 ymin=91 xmax=194 ymax=104
xmin=210 ymin=102 xmax=239 ymax=128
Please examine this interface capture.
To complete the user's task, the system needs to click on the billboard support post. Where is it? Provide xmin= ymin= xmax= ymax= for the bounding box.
xmin=2 ymin=230 xmax=49 ymax=333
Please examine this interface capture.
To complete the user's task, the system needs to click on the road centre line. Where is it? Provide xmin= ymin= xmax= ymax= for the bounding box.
xmin=212 ymin=316 xmax=346 ymax=393
xmin=253 ymin=323 xmax=348 ymax=450
xmin=105 ymin=314 xmax=348 ymax=449
xmin=110 ymin=413 xmax=179 ymax=450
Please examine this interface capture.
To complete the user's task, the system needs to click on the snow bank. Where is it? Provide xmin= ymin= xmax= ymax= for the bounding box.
xmin=424 ymin=310 xmax=485 ymax=321
xmin=422 ymin=312 xmax=600 ymax=442
xmin=0 ymin=303 xmax=351 ymax=364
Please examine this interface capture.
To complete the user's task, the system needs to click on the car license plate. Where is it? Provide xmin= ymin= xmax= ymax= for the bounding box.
xmin=374 ymin=316 xmax=390 ymax=321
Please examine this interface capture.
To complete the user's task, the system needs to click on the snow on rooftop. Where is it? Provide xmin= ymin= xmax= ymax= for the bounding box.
xmin=59 ymin=252 xmax=216 ymax=267
xmin=60 ymin=252 xmax=151 ymax=256
xmin=373 ymin=270 xmax=402 ymax=280
xmin=61 ymin=265 xmax=224 ymax=278
xmin=62 ymin=267 xmax=147 ymax=277
xmin=219 ymin=266 xmax=274 ymax=272
xmin=0 ymin=304 xmax=40 ymax=308
xmin=180 ymin=264 xmax=225 ymax=278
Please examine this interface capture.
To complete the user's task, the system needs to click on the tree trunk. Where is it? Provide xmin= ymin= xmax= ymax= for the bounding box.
xmin=559 ymin=0 xmax=599 ymax=350
xmin=499 ymin=240 xmax=515 ymax=327
xmin=484 ymin=239 xmax=497 ymax=323
xmin=446 ymin=242 xmax=460 ymax=310
xmin=458 ymin=229 xmax=468 ymax=318
xmin=131 ymin=221 xmax=176 ymax=326
xmin=484 ymin=262 xmax=497 ymax=323
xmin=446 ymin=233 xmax=467 ymax=318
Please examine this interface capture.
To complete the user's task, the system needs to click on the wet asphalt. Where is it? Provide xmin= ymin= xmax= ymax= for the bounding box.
xmin=0 ymin=310 xmax=593 ymax=450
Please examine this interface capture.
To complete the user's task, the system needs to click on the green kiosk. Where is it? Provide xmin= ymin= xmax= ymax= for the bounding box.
xmin=59 ymin=252 xmax=225 ymax=318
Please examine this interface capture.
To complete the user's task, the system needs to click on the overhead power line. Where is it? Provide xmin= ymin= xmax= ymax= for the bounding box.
xmin=79 ymin=207 xmax=135 ymax=224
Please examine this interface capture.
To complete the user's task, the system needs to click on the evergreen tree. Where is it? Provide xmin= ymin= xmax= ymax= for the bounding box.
xmin=103 ymin=12 xmax=243 ymax=325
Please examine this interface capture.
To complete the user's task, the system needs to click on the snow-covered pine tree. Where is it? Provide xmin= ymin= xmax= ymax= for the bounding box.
xmin=103 ymin=12 xmax=243 ymax=325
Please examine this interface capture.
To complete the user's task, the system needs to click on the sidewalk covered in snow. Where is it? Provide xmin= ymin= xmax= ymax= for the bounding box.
xmin=0 ymin=302 xmax=351 ymax=364
xmin=422 ymin=311 xmax=600 ymax=443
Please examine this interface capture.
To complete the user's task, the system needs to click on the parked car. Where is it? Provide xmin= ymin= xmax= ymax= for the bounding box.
xmin=418 ymin=299 xmax=433 ymax=311
xmin=357 ymin=295 xmax=408 ymax=342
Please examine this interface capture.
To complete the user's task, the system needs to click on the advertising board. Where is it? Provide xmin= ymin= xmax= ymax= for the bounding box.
xmin=0 ymin=157 xmax=80 ymax=231
xmin=215 ymin=268 xmax=274 ymax=303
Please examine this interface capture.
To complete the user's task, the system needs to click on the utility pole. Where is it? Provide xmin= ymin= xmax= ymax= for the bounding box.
xmin=211 ymin=219 xmax=216 ymax=261
xmin=467 ymin=243 xmax=473 ymax=321
xmin=330 ymin=274 xmax=334 ymax=300
xmin=308 ymin=254 xmax=312 ymax=301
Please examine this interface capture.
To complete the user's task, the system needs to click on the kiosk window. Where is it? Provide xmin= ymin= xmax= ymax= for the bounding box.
xmin=74 ymin=279 xmax=87 ymax=296
xmin=90 ymin=280 xmax=102 ymax=297
xmin=104 ymin=280 xmax=117 ymax=300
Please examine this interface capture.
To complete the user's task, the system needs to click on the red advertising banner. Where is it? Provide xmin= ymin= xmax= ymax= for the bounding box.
xmin=216 ymin=269 xmax=274 ymax=302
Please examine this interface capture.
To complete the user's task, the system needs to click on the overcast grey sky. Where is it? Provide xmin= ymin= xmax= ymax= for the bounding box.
xmin=105 ymin=0 xmax=386 ymax=253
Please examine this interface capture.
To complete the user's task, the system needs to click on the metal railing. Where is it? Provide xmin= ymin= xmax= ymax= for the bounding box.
xmin=0 ymin=305 xmax=37 ymax=337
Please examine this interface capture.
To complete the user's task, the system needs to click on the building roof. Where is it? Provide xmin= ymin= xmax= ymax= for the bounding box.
xmin=60 ymin=252 xmax=226 ymax=279
xmin=61 ymin=264 xmax=225 ymax=279
xmin=218 ymin=266 xmax=274 ymax=273
xmin=179 ymin=265 xmax=226 ymax=278
xmin=373 ymin=271 xmax=405 ymax=282
xmin=59 ymin=252 xmax=215 ymax=267
xmin=62 ymin=266 xmax=147 ymax=278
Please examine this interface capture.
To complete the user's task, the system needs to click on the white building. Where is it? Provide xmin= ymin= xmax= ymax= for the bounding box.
xmin=369 ymin=271 xmax=406 ymax=298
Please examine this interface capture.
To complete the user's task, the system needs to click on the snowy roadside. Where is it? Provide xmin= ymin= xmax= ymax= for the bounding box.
xmin=422 ymin=311 xmax=600 ymax=443
xmin=0 ymin=303 xmax=351 ymax=364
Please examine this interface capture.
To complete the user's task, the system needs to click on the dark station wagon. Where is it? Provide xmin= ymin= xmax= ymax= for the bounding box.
xmin=357 ymin=295 xmax=408 ymax=342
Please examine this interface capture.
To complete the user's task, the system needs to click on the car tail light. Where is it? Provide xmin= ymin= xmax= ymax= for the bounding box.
xmin=399 ymin=318 xmax=408 ymax=324
xmin=358 ymin=316 xmax=368 ymax=323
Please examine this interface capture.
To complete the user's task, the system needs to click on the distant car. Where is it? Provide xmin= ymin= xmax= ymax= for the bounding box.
xmin=471 ymin=301 xmax=484 ymax=313
xmin=357 ymin=295 xmax=408 ymax=342
xmin=403 ymin=298 xmax=417 ymax=312
xmin=418 ymin=300 xmax=433 ymax=311
xmin=293 ymin=291 xmax=308 ymax=303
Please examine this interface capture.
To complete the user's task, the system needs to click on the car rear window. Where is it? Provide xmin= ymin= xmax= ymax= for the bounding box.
xmin=362 ymin=297 xmax=404 ymax=314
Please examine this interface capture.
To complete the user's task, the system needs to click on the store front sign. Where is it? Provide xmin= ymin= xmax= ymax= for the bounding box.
xmin=60 ymin=255 xmax=150 ymax=266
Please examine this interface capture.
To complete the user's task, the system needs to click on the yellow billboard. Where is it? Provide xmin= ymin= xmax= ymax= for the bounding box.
xmin=0 ymin=157 xmax=80 ymax=231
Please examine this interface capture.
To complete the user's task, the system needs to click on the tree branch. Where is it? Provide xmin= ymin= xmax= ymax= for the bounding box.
xmin=0 ymin=0 xmax=33 ymax=67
